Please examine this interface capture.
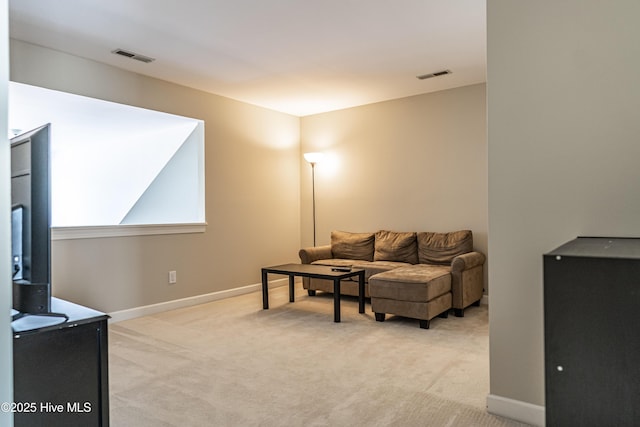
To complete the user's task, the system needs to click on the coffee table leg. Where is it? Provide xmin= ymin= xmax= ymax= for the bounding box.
xmin=289 ymin=275 xmax=295 ymax=302
xmin=262 ymin=270 xmax=269 ymax=309
xmin=334 ymin=278 xmax=341 ymax=322
xmin=358 ymin=272 xmax=365 ymax=313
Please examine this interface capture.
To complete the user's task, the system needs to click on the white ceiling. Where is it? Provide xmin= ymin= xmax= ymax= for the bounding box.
xmin=8 ymin=0 xmax=486 ymax=117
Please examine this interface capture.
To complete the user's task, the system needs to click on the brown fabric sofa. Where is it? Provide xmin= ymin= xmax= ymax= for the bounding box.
xmin=298 ymin=230 xmax=486 ymax=328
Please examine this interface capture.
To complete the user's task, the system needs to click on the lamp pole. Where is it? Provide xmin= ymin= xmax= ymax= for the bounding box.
xmin=310 ymin=161 xmax=317 ymax=247
xmin=303 ymin=152 xmax=324 ymax=247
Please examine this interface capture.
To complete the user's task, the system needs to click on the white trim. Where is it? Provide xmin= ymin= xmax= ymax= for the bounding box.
xmin=52 ymin=222 xmax=207 ymax=240
xmin=487 ymin=394 xmax=545 ymax=426
xmin=107 ymin=277 xmax=290 ymax=323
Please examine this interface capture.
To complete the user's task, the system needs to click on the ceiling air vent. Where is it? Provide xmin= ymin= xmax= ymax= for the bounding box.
xmin=416 ymin=69 xmax=451 ymax=80
xmin=111 ymin=48 xmax=155 ymax=64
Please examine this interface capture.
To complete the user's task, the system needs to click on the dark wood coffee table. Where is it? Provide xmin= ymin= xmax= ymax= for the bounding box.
xmin=261 ymin=263 xmax=365 ymax=322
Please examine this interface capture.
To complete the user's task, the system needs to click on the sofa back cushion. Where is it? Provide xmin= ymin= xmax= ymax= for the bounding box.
xmin=331 ymin=231 xmax=375 ymax=261
xmin=373 ymin=230 xmax=418 ymax=264
xmin=417 ymin=230 xmax=473 ymax=265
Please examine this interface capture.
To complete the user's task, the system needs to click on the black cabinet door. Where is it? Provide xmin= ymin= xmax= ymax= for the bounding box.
xmin=13 ymin=320 xmax=109 ymax=427
xmin=544 ymin=254 xmax=640 ymax=426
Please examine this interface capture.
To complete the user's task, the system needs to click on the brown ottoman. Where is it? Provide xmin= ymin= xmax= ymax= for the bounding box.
xmin=369 ymin=265 xmax=452 ymax=329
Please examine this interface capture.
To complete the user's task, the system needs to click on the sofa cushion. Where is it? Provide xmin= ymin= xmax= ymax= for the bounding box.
xmin=354 ymin=260 xmax=412 ymax=281
xmin=331 ymin=231 xmax=375 ymax=261
xmin=417 ymin=230 xmax=473 ymax=265
xmin=369 ymin=265 xmax=451 ymax=302
xmin=374 ymin=230 xmax=418 ymax=264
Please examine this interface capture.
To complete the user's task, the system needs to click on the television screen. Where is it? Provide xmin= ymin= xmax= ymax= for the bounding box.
xmin=10 ymin=124 xmax=52 ymax=314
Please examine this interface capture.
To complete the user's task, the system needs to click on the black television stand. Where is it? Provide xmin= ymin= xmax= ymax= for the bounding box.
xmin=11 ymin=297 xmax=110 ymax=427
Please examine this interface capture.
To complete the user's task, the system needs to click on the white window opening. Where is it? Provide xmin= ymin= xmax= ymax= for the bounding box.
xmin=9 ymin=82 xmax=206 ymax=239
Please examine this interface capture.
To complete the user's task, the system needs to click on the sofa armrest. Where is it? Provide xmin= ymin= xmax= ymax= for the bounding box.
xmin=451 ymin=251 xmax=486 ymax=272
xmin=299 ymin=245 xmax=333 ymax=264
xmin=450 ymin=251 xmax=486 ymax=311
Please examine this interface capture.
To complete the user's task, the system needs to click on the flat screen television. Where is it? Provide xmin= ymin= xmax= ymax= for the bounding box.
xmin=10 ymin=124 xmax=55 ymax=317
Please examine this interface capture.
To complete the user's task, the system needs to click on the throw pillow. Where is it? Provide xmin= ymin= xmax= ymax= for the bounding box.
xmin=331 ymin=231 xmax=375 ymax=261
xmin=417 ymin=230 xmax=473 ymax=265
xmin=373 ymin=230 xmax=418 ymax=264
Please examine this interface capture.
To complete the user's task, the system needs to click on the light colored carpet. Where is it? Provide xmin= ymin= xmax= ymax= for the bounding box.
xmin=108 ymin=283 xmax=528 ymax=426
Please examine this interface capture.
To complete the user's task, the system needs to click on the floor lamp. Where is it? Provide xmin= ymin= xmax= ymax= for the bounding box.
xmin=303 ymin=152 xmax=324 ymax=246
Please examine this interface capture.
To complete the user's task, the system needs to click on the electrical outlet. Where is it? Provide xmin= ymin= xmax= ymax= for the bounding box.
xmin=169 ymin=270 xmax=177 ymax=284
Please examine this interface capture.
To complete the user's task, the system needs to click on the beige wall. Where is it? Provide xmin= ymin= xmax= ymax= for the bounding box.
xmin=10 ymin=40 xmax=301 ymax=313
xmin=487 ymin=0 xmax=640 ymax=420
xmin=300 ymin=84 xmax=488 ymax=273
xmin=1 ymin=2 xmax=14 ymax=424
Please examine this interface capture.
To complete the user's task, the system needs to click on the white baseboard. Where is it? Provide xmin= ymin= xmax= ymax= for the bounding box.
xmin=487 ymin=394 xmax=545 ymax=426
xmin=108 ymin=278 xmax=290 ymax=323
xmin=109 ymin=281 xmax=491 ymax=324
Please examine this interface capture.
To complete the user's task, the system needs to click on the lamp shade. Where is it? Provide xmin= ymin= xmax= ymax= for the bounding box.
xmin=303 ymin=152 xmax=324 ymax=164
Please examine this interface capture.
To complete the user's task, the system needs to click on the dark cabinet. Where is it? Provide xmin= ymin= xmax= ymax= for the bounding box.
xmin=544 ymin=237 xmax=640 ymax=426
xmin=12 ymin=298 xmax=109 ymax=427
